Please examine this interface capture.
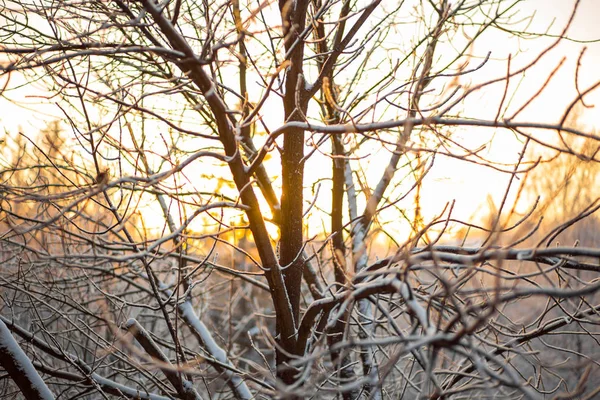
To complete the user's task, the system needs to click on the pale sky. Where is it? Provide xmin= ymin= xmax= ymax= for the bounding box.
xmin=415 ymin=0 xmax=600 ymax=230
xmin=1 ymin=0 xmax=599 ymax=242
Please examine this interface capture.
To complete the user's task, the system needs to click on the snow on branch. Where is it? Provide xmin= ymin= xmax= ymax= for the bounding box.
xmin=178 ymin=300 xmax=253 ymax=400
xmin=0 ymin=319 xmax=55 ymax=400
xmin=360 ymin=245 xmax=600 ymax=279
xmin=0 ymin=316 xmax=171 ymax=400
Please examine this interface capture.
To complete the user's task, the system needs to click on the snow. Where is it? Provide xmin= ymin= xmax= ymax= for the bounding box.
xmin=345 ymin=161 xmax=358 ymax=221
xmin=179 ymin=300 xmax=253 ymax=400
xmin=0 ymin=318 xmax=175 ymax=400
xmin=124 ymin=318 xmax=136 ymax=329
xmin=0 ymin=319 xmax=55 ymax=400
xmin=356 ymin=300 xmax=382 ymax=400
xmin=352 ymin=227 xmax=369 ymax=271
xmin=92 ymin=373 xmax=171 ymax=400
xmin=398 ymin=281 xmax=435 ymax=336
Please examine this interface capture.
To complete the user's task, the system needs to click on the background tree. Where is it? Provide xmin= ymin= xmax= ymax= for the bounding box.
xmin=1 ymin=0 xmax=600 ymax=399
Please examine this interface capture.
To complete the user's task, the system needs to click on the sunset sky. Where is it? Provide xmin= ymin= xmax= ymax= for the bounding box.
xmin=1 ymin=0 xmax=599 ymax=242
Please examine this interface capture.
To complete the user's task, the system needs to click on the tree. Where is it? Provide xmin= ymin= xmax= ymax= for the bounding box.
xmin=1 ymin=0 xmax=600 ymax=398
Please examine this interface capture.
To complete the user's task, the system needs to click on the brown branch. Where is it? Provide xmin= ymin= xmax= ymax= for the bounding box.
xmin=139 ymin=0 xmax=295 ymax=347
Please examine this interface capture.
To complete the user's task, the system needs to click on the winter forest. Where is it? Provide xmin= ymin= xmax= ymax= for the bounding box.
xmin=1 ymin=0 xmax=600 ymax=399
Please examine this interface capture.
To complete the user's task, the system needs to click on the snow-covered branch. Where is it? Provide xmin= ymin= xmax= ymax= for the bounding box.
xmin=178 ymin=300 xmax=253 ymax=400
xmin=0 ymin=319 xmax=54 ymax=400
